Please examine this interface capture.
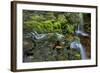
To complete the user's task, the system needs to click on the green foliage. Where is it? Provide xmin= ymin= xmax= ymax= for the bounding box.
xmin=23 ymin=10 xmax=80 ymax=34
xmin=23 ymin=10 xmax=91 ymax=62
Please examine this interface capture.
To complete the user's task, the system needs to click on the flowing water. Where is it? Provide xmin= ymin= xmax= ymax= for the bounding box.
xmin=76 ymin=13 xmax=89 ymax=36
xmin=70 ymin=13 xmax=89 ymax=60
xmin=23 ymin=13 xmax=89 ymax=62
xmin=70 ymin=41 xmax=87 ymax=59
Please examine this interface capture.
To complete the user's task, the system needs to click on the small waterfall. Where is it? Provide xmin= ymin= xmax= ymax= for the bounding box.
xmin=70 ymin=41 xmax=87 ymax=59
xmin=31 ymin=31 xmax=47 ymax=40
xmin=70 ymin=13 xmax=88 ymax=60
xmin=78 ymin=44 xmax=87 ymax=59
xmin=76 ymin=13 xmax=89 ymax=36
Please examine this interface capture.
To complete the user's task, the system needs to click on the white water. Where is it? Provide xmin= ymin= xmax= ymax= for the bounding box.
xmin=76 ymin=43 xmax=87 ymax=59
xmin=75 ymin=13 xmax=89 ymax=36
xmin=70 ymin=13 xmax=88 ymax=59
xmin=31 ymin=31 xmax=64 ymax=41
xmin=70 ymin=41 xmax=87 ymax=59
xmin=31 ymin=31 xmax=47 ymax=40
